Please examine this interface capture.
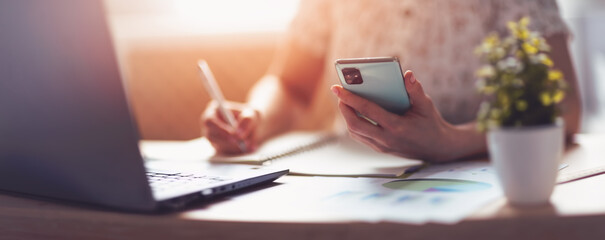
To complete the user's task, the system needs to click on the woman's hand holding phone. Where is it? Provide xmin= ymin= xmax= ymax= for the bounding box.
xmin=201 ymin=101 xmax=261 ymax=154
xmin=331 ymin=71 xmax=471 ymax=162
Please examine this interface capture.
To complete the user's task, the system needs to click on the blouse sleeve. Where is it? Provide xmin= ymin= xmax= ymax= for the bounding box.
xmin=286 ymin=0 xmax=332 ymax=58
xmin=489 ymin=0 xmax=570 ymax=37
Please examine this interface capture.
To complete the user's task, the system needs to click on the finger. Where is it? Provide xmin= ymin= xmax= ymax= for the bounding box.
xmin=331 ymin=85 xmax=393 ymax=127
xmin=348 ymin=132 xmax=391 ymax=154
xmin=205 ymin=127 xmax=243 ymax=154
xmin=208 ymin=133 xmax=245 ymax=154
xmin=403 ymin=71 xmax=432 ymax=111
xmin=202 ymin=101 xmax=248 ymax=154
xmin=202 ymin=100 xmax=218 ymax=121
xmin=202 ymin=101 xmax=238 ymax=140
xmin=244 ymin=137 xmax=259 ymax=152
xmin=350 ymin=132 xmax=420 ymax=160
xmin=235 ymin=108 xmax=259 ymax=139
xmin=204 ymin=119 xmax=238 ymax=142
xmin=204 ymin=113 xmax=236 ymax=135
xmin=207 ymin=100 xmax=250 ymax=125
xmin=337 ymin=101 xmax=384 ymax=140
xmin=225 ymin=101 xmax=249 ymax=118
xmin=203 ymin=100 xmax=229 ymax=125
xmin=212 ymin=104 xmax=243 ymax=124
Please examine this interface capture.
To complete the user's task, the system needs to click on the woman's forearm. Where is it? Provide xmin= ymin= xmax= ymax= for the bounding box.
xmin=447 ymin=122 xmax=488 ymax=160
xmin=546 ymin=33 xmax=582 ymax=138
xmin=246 ymin=75 xmax=309 ymax=142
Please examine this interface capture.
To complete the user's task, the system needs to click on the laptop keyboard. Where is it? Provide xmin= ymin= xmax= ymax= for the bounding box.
xmin=146 ymin=171 xmax=231 ymax=194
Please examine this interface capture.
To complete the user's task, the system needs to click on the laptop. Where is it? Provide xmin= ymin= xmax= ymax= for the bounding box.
xmin=0 ymin=0 xmax=288 ymax=211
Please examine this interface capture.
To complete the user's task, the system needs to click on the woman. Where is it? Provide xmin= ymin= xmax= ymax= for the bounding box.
xmin=202 ymin=0 xmax=580 ymax=162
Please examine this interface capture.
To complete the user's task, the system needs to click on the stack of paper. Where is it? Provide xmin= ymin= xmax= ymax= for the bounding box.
xmin=185 ymin=161 xmax=503 ymax=224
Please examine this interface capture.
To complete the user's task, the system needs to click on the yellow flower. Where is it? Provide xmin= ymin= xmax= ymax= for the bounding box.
xmin=540 ymin=92 xmax=552 ymax=106
xmin=485 ymin=34 xmax=500 ymax=46
xmin=522 ymin=42 xmax=538 ymax=55
xmin=478 ymin=34 xmax=500 ymax=55
xmin=490 ymin=109 xmax=502 ymax=119
xmin=518 ymin=29 xmax=530 ymax=40
xmin=553 ymin=90 xmax=565 ymax=103
xmin=515 ymin=100 xmax=528 ymax=111
xmin=481 ymin=86 xmax=496 ymax=94
xmin=475 ymin=16 xmax=566 ymax=131
xmin=508 ymin=17 xmax=531 ymax=40
xmin=476 ymin=65 xmax=496 ymax=78
xmin=519 ymin=17 xmax=530 ymax=28
xmin=548 ymin=70 xmax=563 ymax=81
xmin=531 ymin=38 xmax=541 ymax=48
xmin=541 ymin=55 xmax=554 ymax=67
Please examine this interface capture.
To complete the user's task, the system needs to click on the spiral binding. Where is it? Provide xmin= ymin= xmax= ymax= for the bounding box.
xmin=260 ymin=134 xmax=339 ymax=165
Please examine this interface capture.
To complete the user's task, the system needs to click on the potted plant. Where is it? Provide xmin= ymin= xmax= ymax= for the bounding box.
xmin=475 ymin=17 xmax=567 ymax=205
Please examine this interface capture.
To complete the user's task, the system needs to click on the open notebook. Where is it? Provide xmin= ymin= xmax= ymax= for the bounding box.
xmin=210 ymin=131 xmax=423 ymax=177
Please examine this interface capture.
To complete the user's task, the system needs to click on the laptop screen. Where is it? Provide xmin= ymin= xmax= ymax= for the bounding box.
xmin=0 ymin=0 xmax=156 ymax=211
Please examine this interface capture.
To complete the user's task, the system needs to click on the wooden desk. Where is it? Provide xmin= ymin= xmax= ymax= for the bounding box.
xmin=2 ymin=135 xmax=605 ymax=240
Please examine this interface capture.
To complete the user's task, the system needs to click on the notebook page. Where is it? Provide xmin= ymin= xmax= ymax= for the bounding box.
xmin=209 ymin=132 xmax=335 ymax=164
xmin=266 ymin=135 xmax=422 ymax=177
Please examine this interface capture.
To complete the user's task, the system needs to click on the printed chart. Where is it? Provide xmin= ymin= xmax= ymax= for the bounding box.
xmin=382 ymin=179 xmax=492 ymax=192
xmin=185 ymin=161 xmax=503 ymax=225
xmin=314 ymin=161 xmax=503 ymax=224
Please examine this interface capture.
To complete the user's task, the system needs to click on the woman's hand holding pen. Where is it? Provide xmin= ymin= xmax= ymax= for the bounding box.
xmin=202 ymin=101 xmax=261 ymax=154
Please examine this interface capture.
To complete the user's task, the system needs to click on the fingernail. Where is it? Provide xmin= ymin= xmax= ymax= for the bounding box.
xmin=410 ymin=72 xmax=416 ymax=84
xmin=331 ymin=86 xmax=340 ymax=96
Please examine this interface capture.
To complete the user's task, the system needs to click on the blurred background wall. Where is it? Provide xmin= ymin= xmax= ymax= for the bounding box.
xmin=104 ymin=0 xmax=299 ymax=140
xmin=103 ymin=0 xmax=605 ymax=140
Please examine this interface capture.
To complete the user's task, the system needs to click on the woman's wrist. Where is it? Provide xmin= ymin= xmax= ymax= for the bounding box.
xmin=444 ymin=122 xmax=488 ymax=161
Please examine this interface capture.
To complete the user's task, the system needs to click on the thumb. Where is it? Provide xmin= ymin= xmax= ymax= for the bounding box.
xmin=237 ymin=107 xmax=257 ymax=121
xmin=235 ymin=107 xmax=259 ymax=138
xmin=404 ymin=70 xmax=432 ymax=111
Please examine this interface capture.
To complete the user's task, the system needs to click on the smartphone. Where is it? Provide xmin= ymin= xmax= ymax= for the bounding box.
xmin=334 ymin=57 xmax=411 ymax=115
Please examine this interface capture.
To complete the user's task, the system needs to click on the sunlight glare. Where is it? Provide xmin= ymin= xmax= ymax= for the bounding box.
xmin=173 ymin=0 xmax=299 ymax=34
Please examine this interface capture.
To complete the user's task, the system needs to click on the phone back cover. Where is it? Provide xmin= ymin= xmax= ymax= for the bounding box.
xmin=336 ymin=60 xmax=410 ymax=114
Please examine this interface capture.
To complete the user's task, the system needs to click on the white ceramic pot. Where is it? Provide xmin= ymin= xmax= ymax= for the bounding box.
xmin=487 ymin=120 xmax=564 ymax=206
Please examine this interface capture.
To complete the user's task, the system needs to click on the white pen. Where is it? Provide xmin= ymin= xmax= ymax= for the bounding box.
xmin=197 ymin=60 xmax=248 ymax=152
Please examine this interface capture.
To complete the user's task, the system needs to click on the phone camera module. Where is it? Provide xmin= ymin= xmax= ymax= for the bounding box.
xmin=342 ymin=68 xmax=363 ymax=85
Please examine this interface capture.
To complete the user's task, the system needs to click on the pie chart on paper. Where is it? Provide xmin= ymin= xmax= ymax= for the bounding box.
xmin=382 ymin=179 xmax=492 ymax=192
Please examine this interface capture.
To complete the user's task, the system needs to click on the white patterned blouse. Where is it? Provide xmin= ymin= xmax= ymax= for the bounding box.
xmin=288 ymin=0 xmax=569 ymax=124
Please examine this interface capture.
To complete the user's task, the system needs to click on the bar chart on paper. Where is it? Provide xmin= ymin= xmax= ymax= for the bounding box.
xmin=184 ymin=161 xmax=502 ymax=224
xmin=310 ymin=161 xmax=503 ymax=224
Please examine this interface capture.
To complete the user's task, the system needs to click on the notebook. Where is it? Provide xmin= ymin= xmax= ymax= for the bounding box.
xmin=210 ymin=131 xmax=423 ymax=177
